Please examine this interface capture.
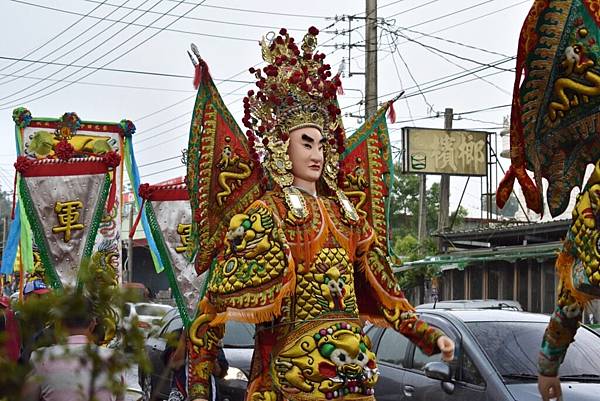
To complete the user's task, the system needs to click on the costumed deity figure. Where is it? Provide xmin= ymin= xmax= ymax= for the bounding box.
xmin=494 ymin=2 xmax=600 ymax=400
xmin=185 ymin=27 xmax=454 ymax=401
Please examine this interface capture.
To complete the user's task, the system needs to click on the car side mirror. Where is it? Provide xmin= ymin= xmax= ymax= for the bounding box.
xmin=424 ymin=362 xmax=451 ymax=381
xmin=424 ymin=362 xmax=455 ymax=395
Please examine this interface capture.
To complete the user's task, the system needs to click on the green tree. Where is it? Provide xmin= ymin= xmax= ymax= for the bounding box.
xmin=390 ymin=163 xmax=468 ymax=240
xmin=389 ymin=163 xmax=467 ymax=294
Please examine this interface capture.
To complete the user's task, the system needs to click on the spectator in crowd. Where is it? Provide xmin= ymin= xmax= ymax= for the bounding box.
xmin=0 ymin=295 xmax=20 ymax=362
xmin=18 ymin=279 xmax=52 ymax=363
xmin=21 ymin=293 xmax=125 ymax=401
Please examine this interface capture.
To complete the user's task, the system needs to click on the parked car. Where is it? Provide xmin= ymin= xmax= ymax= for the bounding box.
xmin=123 ymin=302 xmax=173 ymax=335
xmin=367 ymin=308 xmax=600 ymax=400
xmin=140 ymin=308 xmax=253 ymax=401
xmin=417 ymin=299 xmax=523 ymax=311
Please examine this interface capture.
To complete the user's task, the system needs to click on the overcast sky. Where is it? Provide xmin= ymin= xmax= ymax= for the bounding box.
xmin=1 ymin=0 xmax=545 ymax=219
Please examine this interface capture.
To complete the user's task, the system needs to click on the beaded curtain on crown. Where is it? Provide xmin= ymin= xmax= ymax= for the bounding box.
xmin=242 ymin=27 xmax=346 ymax=191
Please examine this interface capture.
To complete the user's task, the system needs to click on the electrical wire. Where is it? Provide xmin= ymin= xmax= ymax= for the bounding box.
xmin=0 ymin=0 xmax=165 ymax=102
xmin=406 ymin=0 xmax=497 ymax=29
xmin=9 ymin=0 xmax=260 ymax=43
xmin=80 ymin=0 xmax=310 ymax=32
xmin=0 ymin=72 xmax=197 ymax=93
xmin=386 ymin=27 xmax=514 ymax=73
xmin=392 ymin=26 xmax=512 ymax=59
xmin=0 ymin=0 xmax=207 ymax=110
xmin=2 ymin=0 xmax=151 ymax=90
xmin=389 ymin=30 xmax=513 ymax=96
xmin=0 ymin=0 xmax=110 ymax=82
xmin=387 ymin=0 xmax=441 ymax=18
xmin=0 ymin=56 xmax=254 ymax=83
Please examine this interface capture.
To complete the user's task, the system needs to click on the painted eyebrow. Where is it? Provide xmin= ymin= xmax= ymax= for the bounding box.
xmin=301 ymin=134 xmax=326 ymax=144
xmin=301 ymin=134 xmax=315 ymax=143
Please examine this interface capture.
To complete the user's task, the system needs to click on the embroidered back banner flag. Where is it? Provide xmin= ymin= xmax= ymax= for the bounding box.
xmin=139 ymin=183 xmax=208 ymax=328
xmin=15 ymin=157 xmax=116 ymax=288
xmin=186 ymin=61 xmax=263 ymax=276
xmin=9 ymin=108 xmax=129 ymax=285
xmin=341 ymin=103 xmax=394 ymax=253
xmin=497 ymin=0 xmax=600 ymax=216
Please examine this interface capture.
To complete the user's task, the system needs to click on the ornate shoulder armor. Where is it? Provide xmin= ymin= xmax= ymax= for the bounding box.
xmin=204 ymin=199 xmax=295 ymax=324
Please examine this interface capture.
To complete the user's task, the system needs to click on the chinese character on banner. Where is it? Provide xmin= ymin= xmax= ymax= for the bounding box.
xmin=175 ymin=223 xmax=191 ymax=253
xmin=52 ymin=200 xmax=84 ymax=242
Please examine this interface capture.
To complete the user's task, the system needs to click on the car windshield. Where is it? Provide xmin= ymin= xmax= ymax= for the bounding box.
xmin=135 ymin=304 xmax=171 ymax=317
xmin=467 ymin=321 xmax=600 ymax=379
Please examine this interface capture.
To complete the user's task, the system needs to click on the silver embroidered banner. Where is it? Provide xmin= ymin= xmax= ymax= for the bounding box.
xmin=22 ymin=173 xmax=107 ymax=287
xmin=151 ymin=199 xmax=207 ymax=313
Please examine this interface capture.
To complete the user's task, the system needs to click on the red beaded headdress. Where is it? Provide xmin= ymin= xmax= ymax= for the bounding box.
xmin=242 ymin=27 xmax=347 ymax=195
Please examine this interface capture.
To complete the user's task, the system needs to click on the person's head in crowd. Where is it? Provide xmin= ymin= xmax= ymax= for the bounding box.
xmin=23 ymin=279 xmax=50 ymax=299
xmin=54 ymin=292 xmax=96 ymax=337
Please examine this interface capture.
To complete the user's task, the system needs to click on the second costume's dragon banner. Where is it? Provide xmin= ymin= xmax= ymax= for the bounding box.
xmin=139 ymin=183 xmax=207 ymax=328
xmin=497 ymin=0 xmax=600 ymax=216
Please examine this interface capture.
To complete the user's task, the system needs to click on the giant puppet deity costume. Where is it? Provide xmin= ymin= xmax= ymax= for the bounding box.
xmin=185 ymin=27 xmax=454 ymax=401
xmin=494 ymin=2 xmax=600 ymax=400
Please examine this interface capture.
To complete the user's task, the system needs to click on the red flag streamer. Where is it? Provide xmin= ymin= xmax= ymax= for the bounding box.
xmin=106 ymin=174 xmax=117 ymax=213
xmin=193 ymin=63 xmax=202 ymax=90
xmin=129 ymin=199 xmax=145 ymax=239
xmin=387 ymin=101 xmax=396 ymax=124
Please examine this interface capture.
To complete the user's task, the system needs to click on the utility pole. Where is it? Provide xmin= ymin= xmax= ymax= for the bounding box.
xmin=365 ymin=0 xmax=378 ymax=119
xmin=437 ymin=108 xmax=452 ymax=252
xmin=417 ymin=175 xmax=427 ymax=246
xmin=127 ymin=202 xmax=134 ymax=283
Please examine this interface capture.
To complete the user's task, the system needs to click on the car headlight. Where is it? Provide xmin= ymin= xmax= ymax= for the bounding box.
xmin=223 ymin=366 xmax=248 ymax=382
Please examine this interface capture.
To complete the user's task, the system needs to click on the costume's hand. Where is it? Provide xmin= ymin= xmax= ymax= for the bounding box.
xmin=538 ymin=375 xmax=562 ymax=401
xmin=437 ymin=336 xmax=455 ymax=361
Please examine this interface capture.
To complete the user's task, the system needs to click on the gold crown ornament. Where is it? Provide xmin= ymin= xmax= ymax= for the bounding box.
xmin=242 ymin=27 xmax=357 ymax=221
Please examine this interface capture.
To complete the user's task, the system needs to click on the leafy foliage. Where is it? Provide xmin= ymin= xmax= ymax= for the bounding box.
xmin=0 ymin=259 xmax=151 ymax=401
xmin=389 ymin=164 xmax=466 ymax=291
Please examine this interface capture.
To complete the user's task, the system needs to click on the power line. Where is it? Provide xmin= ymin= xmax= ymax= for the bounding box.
xmin=141 ymin=164 xmax=184 ymax=179
xmin=80 ymin=0 xmax=310 ymax=32
xmin=0 ymin=72 xmax=197 ymax=93
xmin=0 ymin=0 xmax=207 ymax=110
xmin=386 ymin=27 xmax=514 ymax=73
xmin=138 ymin=154 xmax=182 ymax=168
xmin=387 ymin=0 xmax=441 ymax=18
xmin=387 ymin=30 xmax=512 ymax=96
xmin=0 ymin=56 xmax=253 ymax=83
xmin=458 ymin=117 xmax=503 ymax=125
xmin=137 ymin=120 xmax=190 ymax=146
xmin=2 ymin=0 xmax=150 ymax=89
xmin=390 ymin=47 xmax=415 ymax=124
xmin=392 ymin=25 xmax=512 ymax=59
xmin=0 ymin=0 xmax=166 ymax=102
xmin=165 ymin=0 xmax=329 ymax=19
xmin=392 ymin=46 xmax=434 ymax=112
xmin=406 ymin=0 xmax=497 ymax=29
xmin=400 ymin=0 xmax=529 ymax=46
xmin=10 ymin=0 xmax=260 ymax=44
xmin=132 ymin=19 xmax=346 ymax=124
xmin=0 ymin=0 xmax=110 ymax=82
xmin=455 ymin=104 xmax=511 ymax=115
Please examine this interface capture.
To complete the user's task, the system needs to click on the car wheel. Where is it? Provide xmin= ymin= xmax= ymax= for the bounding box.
xmin=141 ymin=373 xmax=152 ymax=401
